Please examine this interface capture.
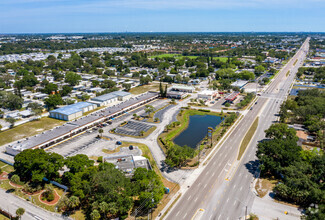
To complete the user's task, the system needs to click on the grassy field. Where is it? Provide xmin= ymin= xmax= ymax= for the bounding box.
xmin=237 ymin=117 xmax=259 ymax=160
xmin=0 ymin=163 xmax=14 ymax=173
xmin=129 ymin=82 xmax=168 ymax=95
xmin=0 ymin=117 xmax=65 ymax=146
xmin=0 ymin=213 xmax=9 ymax=220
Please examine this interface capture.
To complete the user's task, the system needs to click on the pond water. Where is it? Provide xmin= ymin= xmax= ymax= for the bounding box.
xmin=173 ymin=114 xmax=222 ymax=148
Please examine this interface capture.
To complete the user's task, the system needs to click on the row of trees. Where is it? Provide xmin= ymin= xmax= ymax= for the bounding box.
xmin=257 ymin=123 xmax=325 ymax=219
xmin=13 ymin=150 xmax=165 ymax=219
xmin=279 ymin=89 xmax=325 ymax=149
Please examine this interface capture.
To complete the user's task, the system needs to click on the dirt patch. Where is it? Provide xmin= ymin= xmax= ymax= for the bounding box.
xmin=0 ymin=172 xmax=8 ymax=180
xmin=38 ymin=189 xmax=60 ymax=205
xmin=255 ymin=178 xmax=276 ymax=198
xmin=22 ymin=190 xmax=43 ymax=196
xmin=9 ymin=181 xmax=23 ymax=188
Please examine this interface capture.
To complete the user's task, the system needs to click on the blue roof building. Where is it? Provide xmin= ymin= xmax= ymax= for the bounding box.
xmin=49 ymin=102 xmax=97 ymax=121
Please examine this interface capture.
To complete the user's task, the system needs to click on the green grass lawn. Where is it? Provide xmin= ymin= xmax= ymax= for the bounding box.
xmin=0 ymin=117 xmax=65 ymax=146
xmin=129 ymin=83 xmax=162 ymax=95
xmin=0 ymin=213 xmax=9 ymax=220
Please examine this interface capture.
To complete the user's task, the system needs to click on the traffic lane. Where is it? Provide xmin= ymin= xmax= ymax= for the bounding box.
xmin=211 ymin=99 xmax=277 ymax=219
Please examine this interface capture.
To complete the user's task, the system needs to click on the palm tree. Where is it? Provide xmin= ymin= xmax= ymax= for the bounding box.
xmin=98 ymin=128 xmax=104 ymax=137
xmin=145 ymin=105 xmax=155 ymax=118
xmin=16 ymin=207 xmax=25 ymax=219
xmin=140 ymin=130 xmax=145 ymax=136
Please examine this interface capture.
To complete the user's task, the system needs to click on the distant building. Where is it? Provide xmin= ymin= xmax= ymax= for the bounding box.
xmin=198 ymin=90 xmax=218 ymax=100
xmin=170 ymin=85 xmax=195 ymax=93
xmin=89 ymin=91 xmax=132 ymax=107
xmin=231 ymin=80 xmax=248 ymax=89
xmin=104 ymin=154 xmax=152 ymax=177
xmin=49 ymin=102 xmax=97 ymax=121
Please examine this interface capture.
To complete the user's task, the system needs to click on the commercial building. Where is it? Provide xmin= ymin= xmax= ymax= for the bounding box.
xmin=170 ymin=85 xmax=195 ymax=93
xmin=225 ymin=92 xmax=240 ymax=102
xmin=6 ymin=92 xmax=158 ymax=156
xmin=89 ymin=91 xmax=132 ymax=107
xmin=198 ymin=90 xmax=218 ymax=100
xmin=231 ymin=80 xmax=249 ymax=89
xmin=49 ymin=102 xmax=97 ymax=121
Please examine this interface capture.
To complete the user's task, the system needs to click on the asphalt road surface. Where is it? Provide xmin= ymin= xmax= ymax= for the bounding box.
xmin=165 ymin=38 xmax=309 ymax=220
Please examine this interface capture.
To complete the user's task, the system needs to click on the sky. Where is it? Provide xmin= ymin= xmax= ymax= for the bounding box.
xmin=0 ymin=0 xmax=325 ymax=33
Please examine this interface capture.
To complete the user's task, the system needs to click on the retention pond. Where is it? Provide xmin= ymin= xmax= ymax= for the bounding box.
xmin=173 ymin=114 xmax=222 ymax=148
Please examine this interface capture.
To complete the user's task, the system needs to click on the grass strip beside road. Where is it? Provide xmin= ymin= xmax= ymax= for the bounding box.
xmin=237 ymin=117 xmax=259 ymax=160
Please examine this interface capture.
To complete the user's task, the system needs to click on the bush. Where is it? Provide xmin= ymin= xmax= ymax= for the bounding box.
xmin=198 ymin=109 xmax=210 ymax=112
xmin=47 ymin=193 xmax=55 ymax=202
xmin=97 ymin=156 xmax=103 ymax=163
xmin=11 ymin=174 xmax=20 ymax=184
xmin=225 ymin=103 xmax=230 ymax=107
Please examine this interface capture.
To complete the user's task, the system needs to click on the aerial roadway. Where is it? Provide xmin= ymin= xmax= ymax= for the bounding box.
xmin=164 ymin=37 xmax=310 ymax=220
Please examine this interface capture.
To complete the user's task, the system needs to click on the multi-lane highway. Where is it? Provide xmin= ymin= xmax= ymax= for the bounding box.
xmin=164 ymin=38 xmax=309 ymax=220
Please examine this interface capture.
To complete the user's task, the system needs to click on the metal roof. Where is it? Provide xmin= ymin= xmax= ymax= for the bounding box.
xmin=50 ymin=102 xmax=94 ymax=115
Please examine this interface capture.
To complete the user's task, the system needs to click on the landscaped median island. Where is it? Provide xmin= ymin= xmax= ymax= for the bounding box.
xmin=158 ymin=108 xmax=238 ymax=168
xmin=237 ymin=117 xmax=259 ymax=160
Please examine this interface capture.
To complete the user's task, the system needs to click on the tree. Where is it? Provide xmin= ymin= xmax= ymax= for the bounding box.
xmin=81 ymin=93 xmax=90 ymax=101
xmin=140 ymin=130 xmax=145 ymax=136
xmin=65 ymin=154 xmax=94 ymax=174
xmin=90 ymin=209 xmax=101 ymax=220
xmin=43 ymin=83 xmax=58 ymax=94
xmin=15 ymin=208 xmax=25 ymax=219
xmin=11 ymin=174 xmax=20 ymax=184
xmin=122 ymin=83 xmax=131 ymax=91
xmin=68 ymin=196 xmax=80 ymax=212
xmin=165 ymin=144 xmax=195 ymax=167
xmin=145 ymin=105 xmax=155 ymax=118
xmin=265 ymin=123 xmax=298 ymax=141
xmin=14 ymin=149 xmax=64 ymax=183
xmin=98 ymin=128 xmax=104 ymax=137
xmin=5 ymin=117 xmax=16 ymax=128
xmin=44 ymin=94 xmax=63 ymax=110
xmin=132 ymin=168 xmax=165 ymax=210
xmin=60 ymin=85 xmax=72 ymax=97
xmin=27 ymin=102 xmax=43 ymax=117
xmin=65 ymin=72 xmax=82 ymax=86
xmin=0 ymin=91 xmax=23 ymax=110
xmin=255 ymin=65 xmax=265 ymax=75
xmin=159 ymin=81 xmax=164 ymax=97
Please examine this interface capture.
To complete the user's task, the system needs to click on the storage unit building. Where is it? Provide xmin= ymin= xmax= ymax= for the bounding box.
xmin=49 ymin=102 xmax=97 ymax=121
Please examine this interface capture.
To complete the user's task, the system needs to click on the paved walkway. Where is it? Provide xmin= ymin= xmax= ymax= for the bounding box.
xmin=251 ymin=193 xmax=302 ymax=220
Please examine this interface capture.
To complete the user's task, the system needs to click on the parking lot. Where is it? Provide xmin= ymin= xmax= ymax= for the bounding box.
xmin=114 ymin=121 xmax=155 ymax=136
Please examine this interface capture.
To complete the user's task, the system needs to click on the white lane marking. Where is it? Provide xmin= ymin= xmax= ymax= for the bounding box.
xmin=209 ymin=215 xmax=213 ymax=220
xmin=240 ymin=186 xmax=243 ymax=191
xmin=233 ymin=184 xmax=237 ymax=189
xmin=226 ymin=198 xmax=230 ymax=203
xmin=183 ymin=213 xmax=187 ymax=219
xmin=187 ymin=195 xmax=192 ymax=201
xmin=204 ymin=184 xmax=208 ymax=189
xmin=218 ymin=215 xmax=221 ymax=220
xmin=176 ymin=211 xmax=180 ymax=216
xmin=234 ymin=201 xmax=237 ymax=205
xmin=198 ymin=182 xmax=201 ymax=186
xmin=194 ymin=197 xmax=198 ymax=202
xmin=212 ymin=172 xmax=215 ymax=177
xmin=206 ymin=171 xmax=209 ymax=176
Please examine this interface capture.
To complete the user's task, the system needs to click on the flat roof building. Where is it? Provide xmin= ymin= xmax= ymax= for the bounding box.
xmin=90 ymin=91 xmax=132 ymax=107
xmin=231 ymin=80 xmax=249 ymax=88
xmin=171 ymin=85 xmax=195 ymax=93
xmin=198 ymin=90 xmax=218 ymax=100
xmin=49 ymin=102 xmax=97 ymax=121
